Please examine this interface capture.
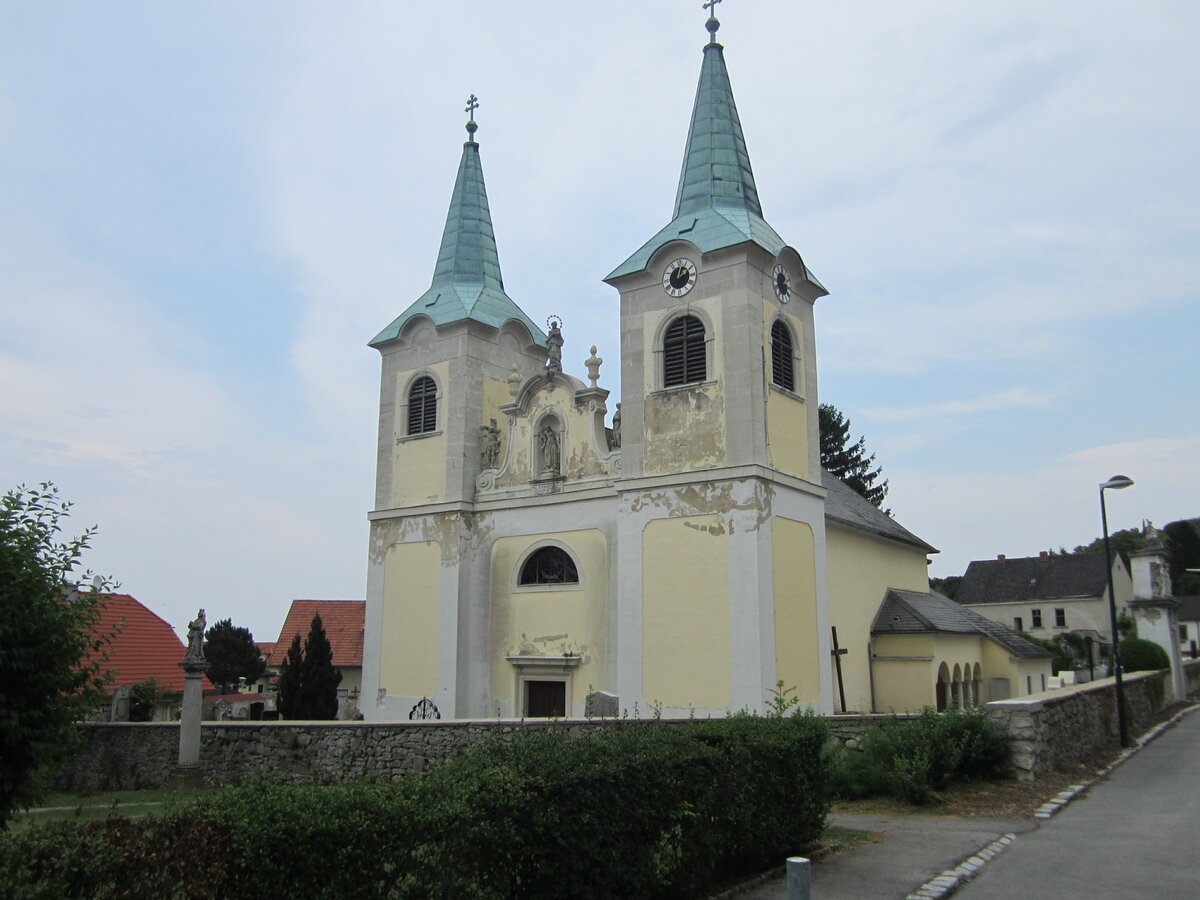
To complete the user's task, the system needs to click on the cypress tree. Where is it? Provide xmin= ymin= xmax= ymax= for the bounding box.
xmin=275 ymin=614 xmax=341 ymax=720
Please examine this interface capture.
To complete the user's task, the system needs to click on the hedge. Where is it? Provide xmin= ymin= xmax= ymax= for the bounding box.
xmin=0 ymin=713 xmax=831 ymax=899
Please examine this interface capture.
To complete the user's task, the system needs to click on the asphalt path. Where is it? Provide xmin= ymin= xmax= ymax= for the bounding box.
xmin=956 ymin=710 xmax=1200 ymax=899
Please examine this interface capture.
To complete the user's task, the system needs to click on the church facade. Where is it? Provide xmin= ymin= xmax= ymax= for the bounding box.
xmin=359 ymin=13 xmax=1049 ymax=721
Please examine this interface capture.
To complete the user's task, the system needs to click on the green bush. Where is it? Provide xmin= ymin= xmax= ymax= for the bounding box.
xmin=0 ymin=715 xmax=832 ymax=899
xmin=830 ymin=707 xmax=1011 ymax=805
xmin=1120 ymin=637 xmax=1169 ymax=672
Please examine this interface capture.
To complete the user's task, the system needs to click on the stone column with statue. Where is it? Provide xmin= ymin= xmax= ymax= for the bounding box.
xmin=1128 ymin=522 xmax=1186 ymax=700
xmin=171 ymin=608 xmax=210 ymax=791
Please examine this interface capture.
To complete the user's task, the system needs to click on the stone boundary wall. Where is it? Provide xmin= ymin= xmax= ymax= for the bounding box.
xmin=55 ymin=713 xmax=908 ymax=793
xmin=1184 ymin=658 xmax=1200 ymax=696
xmin=985 ymin=669 xmax=1169 ymax=781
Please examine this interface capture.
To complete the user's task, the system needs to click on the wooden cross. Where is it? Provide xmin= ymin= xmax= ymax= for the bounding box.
xmin=830 ymin=626 xmax=849 ymax=713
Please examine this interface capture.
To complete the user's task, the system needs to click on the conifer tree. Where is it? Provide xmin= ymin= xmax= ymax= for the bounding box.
xmin=275 ymin=614 xmax=341 ymax=720
xmin=818 ymin=403 xmax=889 ymax=509
xmin=204 ymin=618 xmax=265 ymax=693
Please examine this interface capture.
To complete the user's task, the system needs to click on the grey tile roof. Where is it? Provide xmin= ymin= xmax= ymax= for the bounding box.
xmin=822 ymin=470 xmax=938 ymax=554
xmin=1177 ymin=595 xmax=1200 ymax=622
xmin=872 ymin=589 xmax=1053 ymax=660
xmin=955 ymin=554 xmax=1109 ymax=606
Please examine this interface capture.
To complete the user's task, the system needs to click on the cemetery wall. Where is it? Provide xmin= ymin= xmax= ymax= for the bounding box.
xmin=985 ymin=669 xmax=1170 ymax=781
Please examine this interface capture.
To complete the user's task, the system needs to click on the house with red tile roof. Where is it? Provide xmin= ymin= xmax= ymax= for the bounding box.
xmin=83 ymin=593 xmax=212 ymax=720
xmin=268 ymin=600 xmax=365 ymax=717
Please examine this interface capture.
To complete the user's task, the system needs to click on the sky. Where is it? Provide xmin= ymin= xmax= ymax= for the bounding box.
xmin=3 ymin=1 xmax=1197 ymax=641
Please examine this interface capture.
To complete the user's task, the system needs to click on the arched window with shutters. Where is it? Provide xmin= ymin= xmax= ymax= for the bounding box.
xmin=407 ymin=375 xmax=438 ymax=435
xmin=518 ymin=546 xmax=580 ymax=586
xmin=662 ymin=314 xmax=706 ymax=387
xmin=770 ymin=319 xmax=795 ymax=391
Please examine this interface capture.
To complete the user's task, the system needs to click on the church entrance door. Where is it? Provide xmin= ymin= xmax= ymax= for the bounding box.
xmin=526 ymin=680 xmax=566 ymax=717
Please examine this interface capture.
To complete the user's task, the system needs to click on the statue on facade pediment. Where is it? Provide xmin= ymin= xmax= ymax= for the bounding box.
xmin=480 ymin=418 xmax=501 ymax=469
xmin=545 ymin=316 xmax=563 ymax=374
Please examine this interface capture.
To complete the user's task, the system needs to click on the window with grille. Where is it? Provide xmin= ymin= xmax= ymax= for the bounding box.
xmin=407 ymin=376 xmax=437 ymax=435
xmin=663 ymin=315 xmax=706 ymax=387
xmin=519 ymin=546 xmax=579 ymax=585
xmin=770 ymin=319 xmax=794 ymax=390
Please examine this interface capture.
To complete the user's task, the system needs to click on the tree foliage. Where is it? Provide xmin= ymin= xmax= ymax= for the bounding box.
xmin=204 ymin=618 xmax=265 ymax=693
xmin=1073 ymin=517 xmax=1200 ymax=594
xmin=818 ymin=402 xmax=889 ymax=510
xmin=1119 ymin=636 xmax=1170 ymax=673
xmin=275 ymin=614 xmax=341 ymax=720
xmin=128 ymin=678 xmax=163 ymax=722
xmin=0 ymin=483 xmax=114 ymax=828
xmin=929 ymin=575 xmax=963 ymax=599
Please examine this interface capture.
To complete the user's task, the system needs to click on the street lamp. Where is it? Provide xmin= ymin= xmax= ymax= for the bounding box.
xmin=1100 ymin=474 xmax=1134 ymax=747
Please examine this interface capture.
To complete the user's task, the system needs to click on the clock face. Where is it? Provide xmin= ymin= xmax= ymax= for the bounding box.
xmin=663 ymin=258 xmax=698 ymax=298
xmin=773 ymin=263 xmax=791 ymax=303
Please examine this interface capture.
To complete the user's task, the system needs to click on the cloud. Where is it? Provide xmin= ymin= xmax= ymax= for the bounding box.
xmin=862 ymin=386 xmax=1057 ymax=424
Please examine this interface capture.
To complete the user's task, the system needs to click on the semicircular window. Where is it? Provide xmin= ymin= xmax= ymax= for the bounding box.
xmin=519 ymin=546 xmax=579 ymax=586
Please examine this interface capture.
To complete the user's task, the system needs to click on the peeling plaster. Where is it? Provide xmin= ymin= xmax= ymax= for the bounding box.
xmin=629 ymin=481 xmax=774 ymax=532
xmin=644 ymin=384 xmax=725 ymax=475
xmin=368 ymin=511 xmax=495 ymax=567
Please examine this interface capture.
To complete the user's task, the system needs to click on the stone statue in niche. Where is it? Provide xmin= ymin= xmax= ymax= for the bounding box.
xmin=184 ymin=609 xmax=206 ymax=662
xmin=539 ymin=423 xmax=561 ymax=475
xmin=480 ymin=418 xmax=501 ymax=469
xmin=545 ymin=316 xmax=563 ymax=374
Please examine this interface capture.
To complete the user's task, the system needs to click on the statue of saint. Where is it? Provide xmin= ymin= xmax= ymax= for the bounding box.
xmin=539 ymin=424 xmax=561 ymax=474
xmin=610 ymin=402 xmax=622 ymax=450
xmin=480 ymin=418 xmax=501 ymax=469
xmin=546 ymin=318 xmax=563 ymax=374
xmin=185 ymin=609 xmax=206 ymax=662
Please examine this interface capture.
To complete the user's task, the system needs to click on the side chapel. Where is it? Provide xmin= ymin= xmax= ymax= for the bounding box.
xmin=360 ymin=9 xmax=1050 ymax=721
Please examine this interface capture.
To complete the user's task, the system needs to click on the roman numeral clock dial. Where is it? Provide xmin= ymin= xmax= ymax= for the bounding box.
xmin=663 ymin=257 xmax=697 ymax=297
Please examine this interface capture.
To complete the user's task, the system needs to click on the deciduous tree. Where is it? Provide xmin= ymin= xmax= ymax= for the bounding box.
xmin=204 ymin=618 xmax=265 ymax=693
xmin=0 ymin=483 xmax=114 ymax=828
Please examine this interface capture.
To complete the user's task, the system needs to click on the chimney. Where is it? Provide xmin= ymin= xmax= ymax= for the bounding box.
xmin=997 ymin=554 xmax=1006 ymax=562
xmin=1040 ymin=551 xmax=1049 ymax=559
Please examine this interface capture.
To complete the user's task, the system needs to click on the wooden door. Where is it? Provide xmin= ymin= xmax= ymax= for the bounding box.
xmin=526 ymin=681 xmax=566 ymax=718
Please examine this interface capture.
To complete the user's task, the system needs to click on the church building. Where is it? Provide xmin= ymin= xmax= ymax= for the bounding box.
xmin=359 ymin=10 xmax=1050 ymax=721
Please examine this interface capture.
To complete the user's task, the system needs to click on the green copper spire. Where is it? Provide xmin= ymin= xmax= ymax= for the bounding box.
xmin=607 ymin=9 xmax=823 ymax=290
xmin=371 ymin=97 xmax=547 ymax=348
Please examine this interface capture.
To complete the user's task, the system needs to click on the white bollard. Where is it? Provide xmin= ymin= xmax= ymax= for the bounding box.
xmin=787 ymin=856 xmax=812 ymax=900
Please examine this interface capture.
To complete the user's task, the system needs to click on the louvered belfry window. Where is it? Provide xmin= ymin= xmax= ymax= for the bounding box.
xmin=407 ymin=375 xmax=437 ymax=435
xmin=771 ymin=319 xmax=794 ymax=391
xmin=663 ymin=315 xmax=706 ymax=387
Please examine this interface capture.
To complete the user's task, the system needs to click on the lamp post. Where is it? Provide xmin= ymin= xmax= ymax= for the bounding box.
xmin=1100 ymin=474 xmax=1134 ymax=747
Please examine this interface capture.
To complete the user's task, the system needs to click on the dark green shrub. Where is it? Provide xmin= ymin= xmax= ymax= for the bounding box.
xmin=830 ymin=707 xmax=1011 ymax=805
xmin=1120 ymin=637 xmax=1169 ymax=672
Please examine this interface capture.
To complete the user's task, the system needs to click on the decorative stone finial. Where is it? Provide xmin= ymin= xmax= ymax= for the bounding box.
xmin=703 ymin=0 xmax=722 ymax=42
xmin=465 ymin=93 xmax=479 ymax=142
xmin=545 ymin=315 xmax=564 ymax=374
xmin=507 ymin=363 xmax=522 ymax=397
xmin=585 ymin=345 xmax=603 ymax=387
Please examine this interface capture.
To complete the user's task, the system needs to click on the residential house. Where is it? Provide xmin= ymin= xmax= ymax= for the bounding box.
xmin=1177 ymin=596 xmax=1200 ymax=659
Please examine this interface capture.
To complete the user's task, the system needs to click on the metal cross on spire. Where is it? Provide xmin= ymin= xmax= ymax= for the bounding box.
xmin=702 ymin=0 xmax=722 ymax=43
xmin=464 ymin=93 xmax=480 ymax=142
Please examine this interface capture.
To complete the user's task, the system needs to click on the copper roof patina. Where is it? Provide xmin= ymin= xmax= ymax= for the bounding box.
xmin=607 ymin=19 xmax=824 ymax=289
xmin=371 ymin=104 xmax=547 ymax=348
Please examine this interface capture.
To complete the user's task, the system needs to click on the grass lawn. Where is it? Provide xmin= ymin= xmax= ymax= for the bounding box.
xmin=10 ymin=789 xmax=209 ymax=831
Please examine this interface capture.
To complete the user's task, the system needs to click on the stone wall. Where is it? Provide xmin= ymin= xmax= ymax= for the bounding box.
xmin=1184 ymin=658 xmax=1200 ymax=696
xmin=985 ymin=669 xmax=1169 ymax=781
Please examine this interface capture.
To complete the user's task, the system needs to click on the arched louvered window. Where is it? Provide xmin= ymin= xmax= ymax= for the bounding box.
xmin=770 ymin=319 xmax=794 ymax=391
xmin=519 ymin=546 xmax=579 ymax=585
xmin=663 ymin=315 xmax=706 ymax=387
xmin=407 ymin=375 xmax=437 ymax=435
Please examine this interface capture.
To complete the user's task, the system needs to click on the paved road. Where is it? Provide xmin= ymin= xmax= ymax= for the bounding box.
xmin=957 ymin=711 xmax=1200 ymax=899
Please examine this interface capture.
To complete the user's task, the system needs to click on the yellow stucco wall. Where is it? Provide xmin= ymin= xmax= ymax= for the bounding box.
xmin=378 ymin=540 xmax=440 ymax=699
xmin=827 ymin=525 xmax=930 ymax=711
xmin=489 ymin=530 xmax=609 ymax=707
xmin=764 ymin=304 xmax=808 ymax=479
xmin=772 ymin=517 xmax=820 ymax=705
xmin=642 ymin=515 xmax=731 ymax=708
xmin=871 ymin=633 xmax=936 ymax=711
xmin=391 ymin=361 xmax=450 ymax=507
xmin=642 ymin=301 xmax=726 ymax=477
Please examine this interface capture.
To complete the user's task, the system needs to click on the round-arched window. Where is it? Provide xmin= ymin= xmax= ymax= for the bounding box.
xmin=519 ymin=546 xmax=579 ymax=585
